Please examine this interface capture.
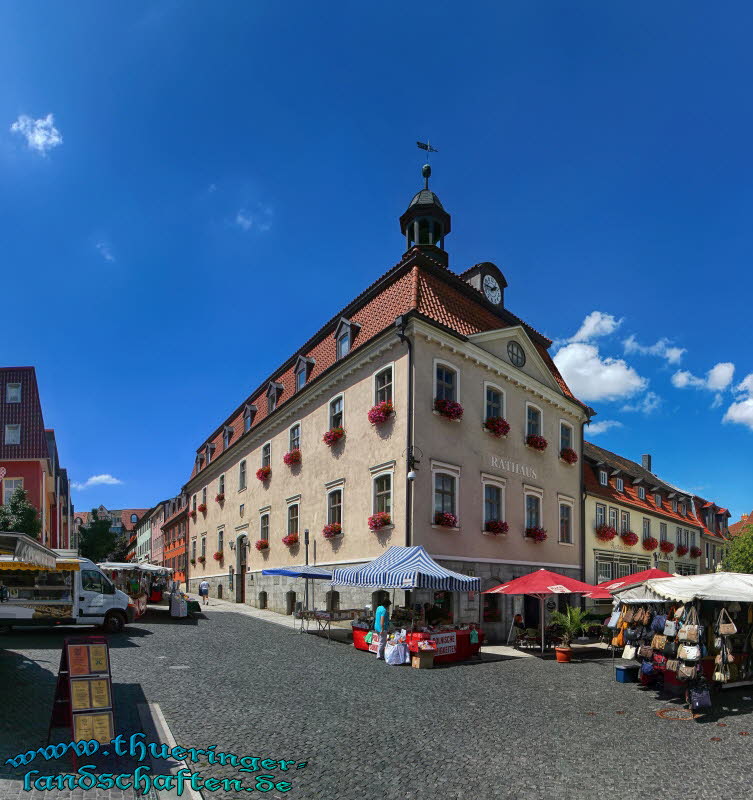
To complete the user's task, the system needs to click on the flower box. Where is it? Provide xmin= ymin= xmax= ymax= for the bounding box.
xmin=434 ymin=512 xmax=458 ymax=528
xmin=367 ymin=401 xmax=394 ymax=425
xmin=525 ymin=434 xmax=548 ymax=451
xmin=189 ymin=558 xmax=196 ymax=566
xmin=197 ymin=503 xmax=207 ymax=513
xmin=484 ymin=519 xmax=509 ymax=535
xmin=596 ymin=525 xmax=617 ymax=542
xmin=659 ymin=540 xmax=675 ymax=554
xmin=322 ymin=523 xmax=342 ymax=539
xmin=255 ymin=539 xmax=269 ymax=551
xmin=642 ymin=536 xmax=659 ymax=552
xmin=213 ymin=551 xmax=223 ymax=561
xmin=256 ymin=466 xmax=272 ymax=482
xmin=322 ymin=427 xmax=345 ymax=447
xmin=560 ymin=447 xmax=578 ymax=465
xmin=368 ymin=512 xmax=391 ymax=531
xmin=621 ymin=531 xmax=638 ymax=547
xmin=484 ymin=416 xmax=510 ymax=438
xmin=433 ymin=398 xmax=464 ymax=421
xmin=525 ymin=526 xmax=548 ymax=542
xmin=689 ymin=545 xmax=702 ymax=559
xmin=190 ymin=510 xmax=197 ymax=520
xmin=197 ymin=555 xmax=206 ymax=564
xmin=282 ymin=533 xmax=299 ymax=547
xmin=676 ymin=545 xmax=689 ymax=557
xmin=215 ymin=493 xmax=225 ymax=503
xmin=283 ymin=449 xmax=302 ymax=466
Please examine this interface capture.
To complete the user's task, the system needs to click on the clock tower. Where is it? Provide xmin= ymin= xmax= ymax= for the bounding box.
xmin=399 ymin=163 xmax=452 ymax=267
xmin=461 ymin=262 xmax=508 ymax=310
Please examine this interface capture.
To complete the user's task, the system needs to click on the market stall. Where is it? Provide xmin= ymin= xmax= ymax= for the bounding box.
xmin=331 ymin=545 xmax=483 ymax=665
xmin=97 ymin=563 xmax=172 ymax=619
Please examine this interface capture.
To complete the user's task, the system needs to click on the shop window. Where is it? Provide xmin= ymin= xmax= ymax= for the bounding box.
xmin=435 ymin=363 xmax=457 ymax=403
xmin=596 ymin=560 xmax=613 ymax=583
xmin=329 ymin=396 xmax=344 ymax=429
xmin=375 ymin=367 xmax=393 ymax=404
xmin=373 ymin=474 xmax=392 ymax=515
xmin=239 ymin=461 xmax=247 ymax=490
xmin=434 ymin=473 xmax=456 ymax=518
xmin=289 ymin=423 xmax=301 ymax=451
xmin=526 ymin=405 xmax=542 ymax=437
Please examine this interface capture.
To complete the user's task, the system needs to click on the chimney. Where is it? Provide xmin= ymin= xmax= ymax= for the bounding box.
xmin=642 ymin=454 xmax=652 ymax=472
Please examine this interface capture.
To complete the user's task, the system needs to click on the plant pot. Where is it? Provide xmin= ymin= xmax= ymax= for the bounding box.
xmin=555 ymin=646 xmax=572 ymax=663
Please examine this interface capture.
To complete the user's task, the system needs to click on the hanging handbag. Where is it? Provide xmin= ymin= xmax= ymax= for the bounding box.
xmin=718 ymin=608 xmax=737 ymax=636
xmin=674 ymin=604 xmax=686 ymax=621
xmin=639 ymin=645 xmax=653 ymax=659
xmin=663 ymin=639 xmax=678 ymax=657
xmin=612 ymin=629 xmax=625 ymax=647
xmin=653 ymin=653 xmax=667 ymax=667
xmin=651 ymin=613 xmax=668 ymax=633
xmin=652 ymin=634 xmax=667 ymax=651
xmin=678 ymin=644 xmax=701 ymax=661
xmin=623 ymin=606 xmax=635 ymax=623
xmin=678 ymin=662 xmax=697 ymax=679
xmin=715 ymin=652 xmax=737 ymax=665
xmin=625 ymin=627 xmax=639 ymax=642
xmin=679 ymin=607 xmax=701 ymax=643
xmin=623 ymin=644 xmax=637 ymax=660
xmin=663 ymin=619 xmax=678 ymax=637
xmin=607 ymin=609 xmax=621 ymax=629
xmin=640 ymin=661 xmax=654 ymax=675
xmin=713 ymin=664 xmax=730 ymax=682
xmin=690 ymin=685 xmax=712 ymax=710
xmin=665 ymin=658 xmax=680 ymax=673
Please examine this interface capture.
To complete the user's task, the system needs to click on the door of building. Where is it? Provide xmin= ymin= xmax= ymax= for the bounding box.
xmin=238 ymin=541 xmax=247 ymax=603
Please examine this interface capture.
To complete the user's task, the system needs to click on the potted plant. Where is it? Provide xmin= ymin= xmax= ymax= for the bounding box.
xmin=215 ymin=493 xmax=225 ymax=503
xmin=434 ymin=511 xmax=458 ymax=528
xmin=659 ymin=540 xmax=675 ymax=554
xmin=190 ymin=510 xmax=197 ymax=520
xmin=197 ymin=503 xmax=207 ymax=513
xmin=213 ymin=551 xmax=223 ymax=561
xmin=367 ymin=401 xmax=394 ymax=425
xmin=677 ymin=545 xmax=689 ymax=557
xmin=322 ymin=523 xmax=342 ymax=539
xmin=595 ymin=524 xmax=617 ymax=542
xmin=642 ymin=536 xmax=659 ymax=552
xmin=368 ymin=512 xmax=391 ymax=531
xmin=550 ymin=606 xmax=591 ymax=663
xmin=690 ymin=545 xmax=702 ymax=559
xmin=525 ymin=526 xmax=548 ymax=542
xmin=484 ymin=416 xmax=510 ymax=438
xmin=621 ymin=531 xmax=638 ymax=546
xmin=322 ymin=427 xmax=345 ymax=447
xmin=197 ymin=555 xmax=206 ymax=564
xmin=190 ymin=558 xmax=196 ymax=566
xmin=560 ymin=447 xmax=578 ymax=464
xmin=256 ymin=465 xmax=272 ymax=482
xmin=255 ymin=539 xmax=269 ymax=551
xmin=282 ymin=533 xmax=299 ymax=547
xmin=433 ymin=398 xmax=464 ymax=420
xmin=525 ymin=434 xmax=548 ymax=451
xmin=283 ymin=449 xmax=302 ymax=466
xmin=484 ymin=519 xmax=509 ymax=535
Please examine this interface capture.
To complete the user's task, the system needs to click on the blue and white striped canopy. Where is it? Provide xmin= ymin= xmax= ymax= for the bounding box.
xmin=330 ymin=546 xmax=480 ymax=591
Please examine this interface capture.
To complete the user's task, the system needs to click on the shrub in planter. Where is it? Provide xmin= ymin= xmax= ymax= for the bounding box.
xmin=282 ymin=533 xmax=299 ymax=547
xmin=560 ymin=447 xmax=578 ymax=464
xmin=525 ymin=526 xmax=548 ymax=542
xmin=676 ymin=545 xmax=689 ymax=557
xmin=368 ymin=512 xmax=391 ymax=531
xmin=690 ymin=545 xmax=702 ymax=559
xmin=642 ymin=536 xmax=659 ymax=552
xmin=367 ymin=401 xmax=394 ymax=425
xmin=659 ymin=540 xmax=675 ymax=554
xmin=433 ymin=398 xmax=464 ymax=420
xmin=595 ymin=524 xmax=617 ymax=542
xmin=189 ymin=558 xmax=196 ymax=566
xmin=215 ymin=493 xmax=225 ymax=503
xmin=255 ymin=539 xmax=269 ymax=551
xmin=484 ymin=519 xmax=509 ymax=535
xmin=197 ymin=503 xmax=207 ymax=513
xmin=256 ymin=465 xmax=272 ymax=482
xmin=283 ymin=449 xmax=302 ymax=466
xmin=434 ymin=511 xmax=458 ymax=528
xmin=322 ymin=523 xmax=342 ymax=539
xmin=197 ymin=555 xmax=206 ymax=564
xmin=484 ymin=416 xmax=510 ymax=438
xmin=322 ymin=427 xmax=345 ymax=447
xmin=621 ymin=531 xmax=639 ymax=547
xmin=213 ymin=551 xmax=223 ymax=561
xmin=526 ymin=434 xmax=548 ymax=451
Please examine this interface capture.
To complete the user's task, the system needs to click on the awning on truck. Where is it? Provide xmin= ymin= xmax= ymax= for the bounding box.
xmin=0 ymin=533 xmax=58 ymax=570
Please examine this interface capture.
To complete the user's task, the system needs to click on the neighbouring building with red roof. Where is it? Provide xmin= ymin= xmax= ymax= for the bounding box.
xmin=181 ymin=164 xmax=594 ymax=641
xmin=729 ymin=511 xmax=753 ymax=537
xmin=162 ymin=494 xmax=189 ymax=589
xmin=693 ymin=496 xmax=730 ymax=572
xmin=72 ymin=506 xmax=149 ymax=556
xmin=0 ymin=367 xmax=71 ymax=548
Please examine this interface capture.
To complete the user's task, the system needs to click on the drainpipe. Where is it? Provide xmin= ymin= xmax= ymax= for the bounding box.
xmin=395 ymin=317 xmax=414 ymax=548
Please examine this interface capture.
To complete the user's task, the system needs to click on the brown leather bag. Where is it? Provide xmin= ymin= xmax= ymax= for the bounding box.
xmin=638 ymin=645 xmax=653 ymax=659
xmin=623 ymin=606 xmax=634 ymax=624
xmin=652 ymin=634 xmax=667 ymax=651
xmin=665 ymin=658 xmax=680 ymax=672
xmin=718 ymin=608 xmax=737 ymax=636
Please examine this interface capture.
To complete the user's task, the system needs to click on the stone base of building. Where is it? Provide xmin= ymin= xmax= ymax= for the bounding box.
xmin=188 ymin=560 xmax=584 ymax=645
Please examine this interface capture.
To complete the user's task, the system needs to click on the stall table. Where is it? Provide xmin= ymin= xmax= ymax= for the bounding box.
xmin=353 ymin=627 xmax=483 ymax=663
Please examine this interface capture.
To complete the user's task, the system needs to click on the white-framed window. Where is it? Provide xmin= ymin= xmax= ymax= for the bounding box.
xmin=559 ymin=421 xmax=573 ymax=452
xmin=434 ymin=360 xmax=459 ymax=403
xmin=217 ymin=528 xmax=224 ymax=551
xmin=608 ymin=507 xmax=618 ymax=529
xmin=482 ymin=474 xmax=506 ymax=527
xmin=288 ymin=503 xmax=299 ymax=535
xmin=659 ymin=522 xmax=667 ymax=541
xmin=329 ymin=395 xmax=344 ymax=429
xmin=672 ymin=499 xmax=678 ymax=513
xmin=484 ymin=383 xmax=504 ymax=419
xmin=336 ymin=328 xmax=350 ymax=360
xmin=559 ymin=500 xmax=573 ymax=544
xmin=595 ymin=503 xmax=606 ymax=528
xmin=432 ymin=461 xmax=460 ymax=523
xmin=679 ymin=502 xmax=686 ymax=516
xmin=191 ymin=540 xmax=196 ymax=561
xmin=654 ymin=493 xmax=662 ymax=509
xmin=525 ymin=492 xmax=542 ymax=530
xmin=201 ymin=487 xmax=207 ymax=506
xmin=597 ymin=560 xmax=613 ymax=583
xmin=5 ymin=383 xmax=21 ymax=403
xmin=219 ymin=474 xmax=225 ymax=495
xmin=526 ymin=403 xmax=542 ymax=437
xmin=645 ymin=519 xmax=653 ymax=540
xmin=260 ymin=513 xmax=270 ymax=541
xmin=637 ymin=486 xmax=646 ymax=500
xmin=2 ymin=478 xmax=23 ymax=506
xmin=201 ymin=537 xmax=206 ymax=558
xmin=373 ymin=473 xmax=392 ymax=515
xmin=261 ymin=442 xmax=271 ymax=468
xmin=192 ymin=495 xmax=197 ymax=513
xmin=239 ymin=460 xmax=247 ymax=490
xmin=289 ymin=423 xmax=301 ymax=451
xmin=296 ymin=363 xmax=307 ymax=392
xmin=327 ymin=490 xmax=342 ymax=526
xmin=223 ymin=427 xmax=232 ymax=449
xmin=616 ymin=477 xmax=624 ymax=493
xmin=599 ymin=469 xmax=608 ymax=487
xmin=620 ymin=510 xmax=630 ymax=533
xmin=4 ymin=424 xmax=20 ymax=445
xmin=690 ymin=531 xmax=696 ymax=547
xmin=374 ymin=366 xmax=393 ymax=404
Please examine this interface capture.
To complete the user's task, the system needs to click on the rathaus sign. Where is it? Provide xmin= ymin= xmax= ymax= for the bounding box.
xmin=489 ymin=455 xmax=537 ymax=480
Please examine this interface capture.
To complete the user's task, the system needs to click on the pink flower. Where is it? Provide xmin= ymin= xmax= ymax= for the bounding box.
xmin=282 ymin=533 xmax=299 ymax=546
xmin=283 ymin=449 xmax=301 ymax=466
xmin=323 ymin=427 xmax=345 ymax=447
xmin=621 ymin=531 xmax=638 ymax=547
xmin=255 ymin=539 xmax=269 ymax=551
xmin=484 ymin=519 xmax=509 ymax=535
xmin=322 ymin=523 xmax=342 ymax=539
xmin=525 ymin=434 xmax=548 ymax=451
xmin=434 ymin=512 xmax=458 ymax=528
xmin=433 ymin=398 xmax=464 ymax=420
xmin=367 ymin=401 xmax=394 ymax=425
xmin=256 ymin=466 xmax=272 ymax=482
xmin=595 ymin=525 xmax=617 ymax=542
xmin=642 ymin=536 xmax=659 ymax=552
xmin=368 ymin=512 xmax=391 ymax=531
xmin=560 ymin=447 xmax=578 ymax=464
xmin=525 ymin=526 xmax=547 ymax=542
xmin=484 ymin=417 xmax=510 ymax=438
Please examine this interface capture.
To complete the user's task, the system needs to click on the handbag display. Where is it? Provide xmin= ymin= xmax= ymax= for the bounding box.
xmin=638 ymin=645 xmax=653 ymax=659
xmin=713 ymin=665 xmax=729 ymax=683
xmin=623 ymin=644 xmax=637 ymax=660
xmin=674 ymin=604 xmax=685 ymax=620
xmin=678 ymin=662 xmax=697 ymax=679
xmin=663 ymin=639 xmax=678 ymax=657
xmin=625 ymin=627 xmax=639 ymax=642
xmin=651 ymin=613 xmax=668 ymax=633
xmin=651 ymin=634 xmax=667 ymax=651
xmin=665 ymin=658 xmax=680 ymax=672
xmin=612 ymin=629 xmax=625 ymax=647
xmin=690 ymin=685 xmax=712 ymax=710
xmin=640 ymin=661 xmax=654 ymax=675
xmin=623 ymin=606 xmax=635 ymax=623
xmin=679 ymin=607 xmax=702 ymax=643
xmin=718 ymin=608 xmax=737 ymax=636
xmin=678 ymin=644 xmax=701 ymax=661
xmin=663 ymin=619 xmax=678 ymax=637
xmin=607 ymin=609 xmax=621 ymax=629
xmin=652 ymin=653 xmax=667 ymax=667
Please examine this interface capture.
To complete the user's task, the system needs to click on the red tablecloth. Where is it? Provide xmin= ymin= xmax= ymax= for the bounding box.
xmin=352 ymin=628 xmax=483 ymax=663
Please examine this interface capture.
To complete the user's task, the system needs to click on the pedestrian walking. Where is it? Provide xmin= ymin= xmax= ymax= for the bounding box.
xmin=374 ymin=598 xmax=391 ymax=660
xmin=199 ymin=579 xmax=210 ymax=605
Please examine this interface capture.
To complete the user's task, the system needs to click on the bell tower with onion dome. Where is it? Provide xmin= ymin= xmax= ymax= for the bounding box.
xmin=399 ymin=163 xmax=452 ymax=266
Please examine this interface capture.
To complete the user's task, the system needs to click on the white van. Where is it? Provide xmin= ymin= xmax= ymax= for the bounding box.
xmin=0 ymin=556 xmax=132 ymax=633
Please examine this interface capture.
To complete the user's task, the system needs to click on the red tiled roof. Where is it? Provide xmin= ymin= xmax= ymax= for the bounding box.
xmin=0 ymin=367 xmax=50 ymax=462
xmin=692 ymin=494 xmax=730 ymax=541
xmin=120 ymin=509 xmax=149 ymax=532
xmin=729 ymin=512 xmax=752 ymax=537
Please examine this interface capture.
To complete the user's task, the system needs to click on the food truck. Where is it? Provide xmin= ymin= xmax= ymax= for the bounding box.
xmin=0 ymin=535 xmax=132 ymax=634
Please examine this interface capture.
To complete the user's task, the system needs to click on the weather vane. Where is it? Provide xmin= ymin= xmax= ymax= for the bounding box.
xmin=416 ymin=141 xmax=438 ymax=188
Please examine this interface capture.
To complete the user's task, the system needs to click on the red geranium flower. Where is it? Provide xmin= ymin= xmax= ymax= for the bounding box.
xmin=367 ymin=401 xmax=394 ymax=425
xmin=485 ymin=519 xmax=509 ymax=535
xmin=212 ymin=551 xmax=223 ymax=561
xmin=197 ymin=555 xmax=206 ymax=564
xmin=368 ymin=512 xmax=391 ymax=531
xmin=526 ymin=434 xmax=548 ymax=451
xmin=190 ymin=510 xmax=197 ymax=519
xmin=282 ymin=533 xmax=299 ymax=547
xmin=621 ymin=531 xmax=639 ymax=547
xmin=215 ymin=493 xmax=225 ymax=503
xmin=434 ymin=398 xmax=464 ymax=421
xmin=596 ymin=524 xmax=617 ymax=542
xmin=197 ymin=503 xmax=207 ymax=513
xmin=322 ymin=523 xmax=342 ymax=539
xmin=484 ymin=417 xmax=510 ymax=438
xmin=255 ymin=539 xmax=269 ymax=551
xmin=659 ymin=540 xmax=675 ymax=554
xmin=434 ymin=512 xmax=458 ymax=528
xmin=256 ymin=465 xmax=272 ymax=482
xmin=676 ymin=545 xmax=689 ymax=557
xmin=642 ymin=536 xmax=659 ymax=552
xmin=322 ymin=427 xmax=345 ymax=447
xmin=690 ymin=545 xmax=702 ymax=559
xmin=283 ymin=449 xmax=301 ymax=466
xmin=525 ymin=526 xmax=548 ymax=542
xmin=560 ymin=447 xmax=578 ymax=464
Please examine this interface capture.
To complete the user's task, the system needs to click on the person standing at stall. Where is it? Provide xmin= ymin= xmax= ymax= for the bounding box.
xmin=375 ymin=598 xmax=391 ymax=660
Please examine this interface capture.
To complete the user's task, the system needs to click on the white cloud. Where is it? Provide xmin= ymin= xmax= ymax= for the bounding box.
xmin=235 ymin=206 xmax=273 ymax=233
xmin=723 ymin=398 xmax=753 ymax=431
xmin=553 ymin=342 xmax=648 ymax=402
xmin=623 ymin=335 xmax=685 ymax=365
xmin=10 ymin=113 xmax=63 ymax=154
xmin=672 ymin=362 xmax=735 ymax=392
xmin=711 ymin=393 xmax=723 ymax=409
xmin=621 ymin=391 xmax=661 ymax=414
xmin=587 ymin=420 xmax=623 ymax=436
xmin=671 ymin=370 xmax=704 ymax=389
xmin=72 ymin=474 xmax=123 ymax=490
xmin=95 ymin=242 xmax=115 ymax=262
xmin=568 ymin=311 xmax=622 ymax=343
xmin=735 ymin=373 xmax=753 ymax=396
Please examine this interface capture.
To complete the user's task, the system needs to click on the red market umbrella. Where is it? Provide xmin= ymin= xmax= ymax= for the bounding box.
xmin=596 ymin=568 xmax=673 ymax=593
xmin=583 ymin=586 xmax=614 ymax=600
xmin=484 ymin=569 xmax=599 ymax=652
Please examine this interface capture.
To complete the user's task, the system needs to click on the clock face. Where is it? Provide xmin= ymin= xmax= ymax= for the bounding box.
xmin=483 ymin=274 xmax=501 ymax=304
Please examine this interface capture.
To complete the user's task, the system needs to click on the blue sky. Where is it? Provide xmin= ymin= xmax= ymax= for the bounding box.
xmin=2 ymin=2 xmax=752 ymax=518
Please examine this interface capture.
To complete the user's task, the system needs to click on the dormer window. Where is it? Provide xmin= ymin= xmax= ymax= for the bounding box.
xmin=196 ymin=455 xmax=204 ymax=472
xmin=679 ymin=503 xmax=685 ymax=515
xmin=223 ymin=426 xmax=233 ymax=450
xmin=599 ymin=470 xmax=608 ymax=487
xmin=266 ymin=382 xmax=283 ymax=415
xmin=655 ymin=493 xmax=662 ymax=509
xmin=334 ymin=318 xmax=361 ymax=361
xmin=205 ymin=443 xmax=215 ymax=465
xmin=616 ymin=477 xmax=624 ymax=493
xmin=672 ymin=499 xmax=678 ymax=513
xmin=637 ymin=486 xmax=646 ymax=500
xmin=295 ymin=356 xmax=315 ymax=392
xmin=243 ymin=404 xmax=257 ymax=433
